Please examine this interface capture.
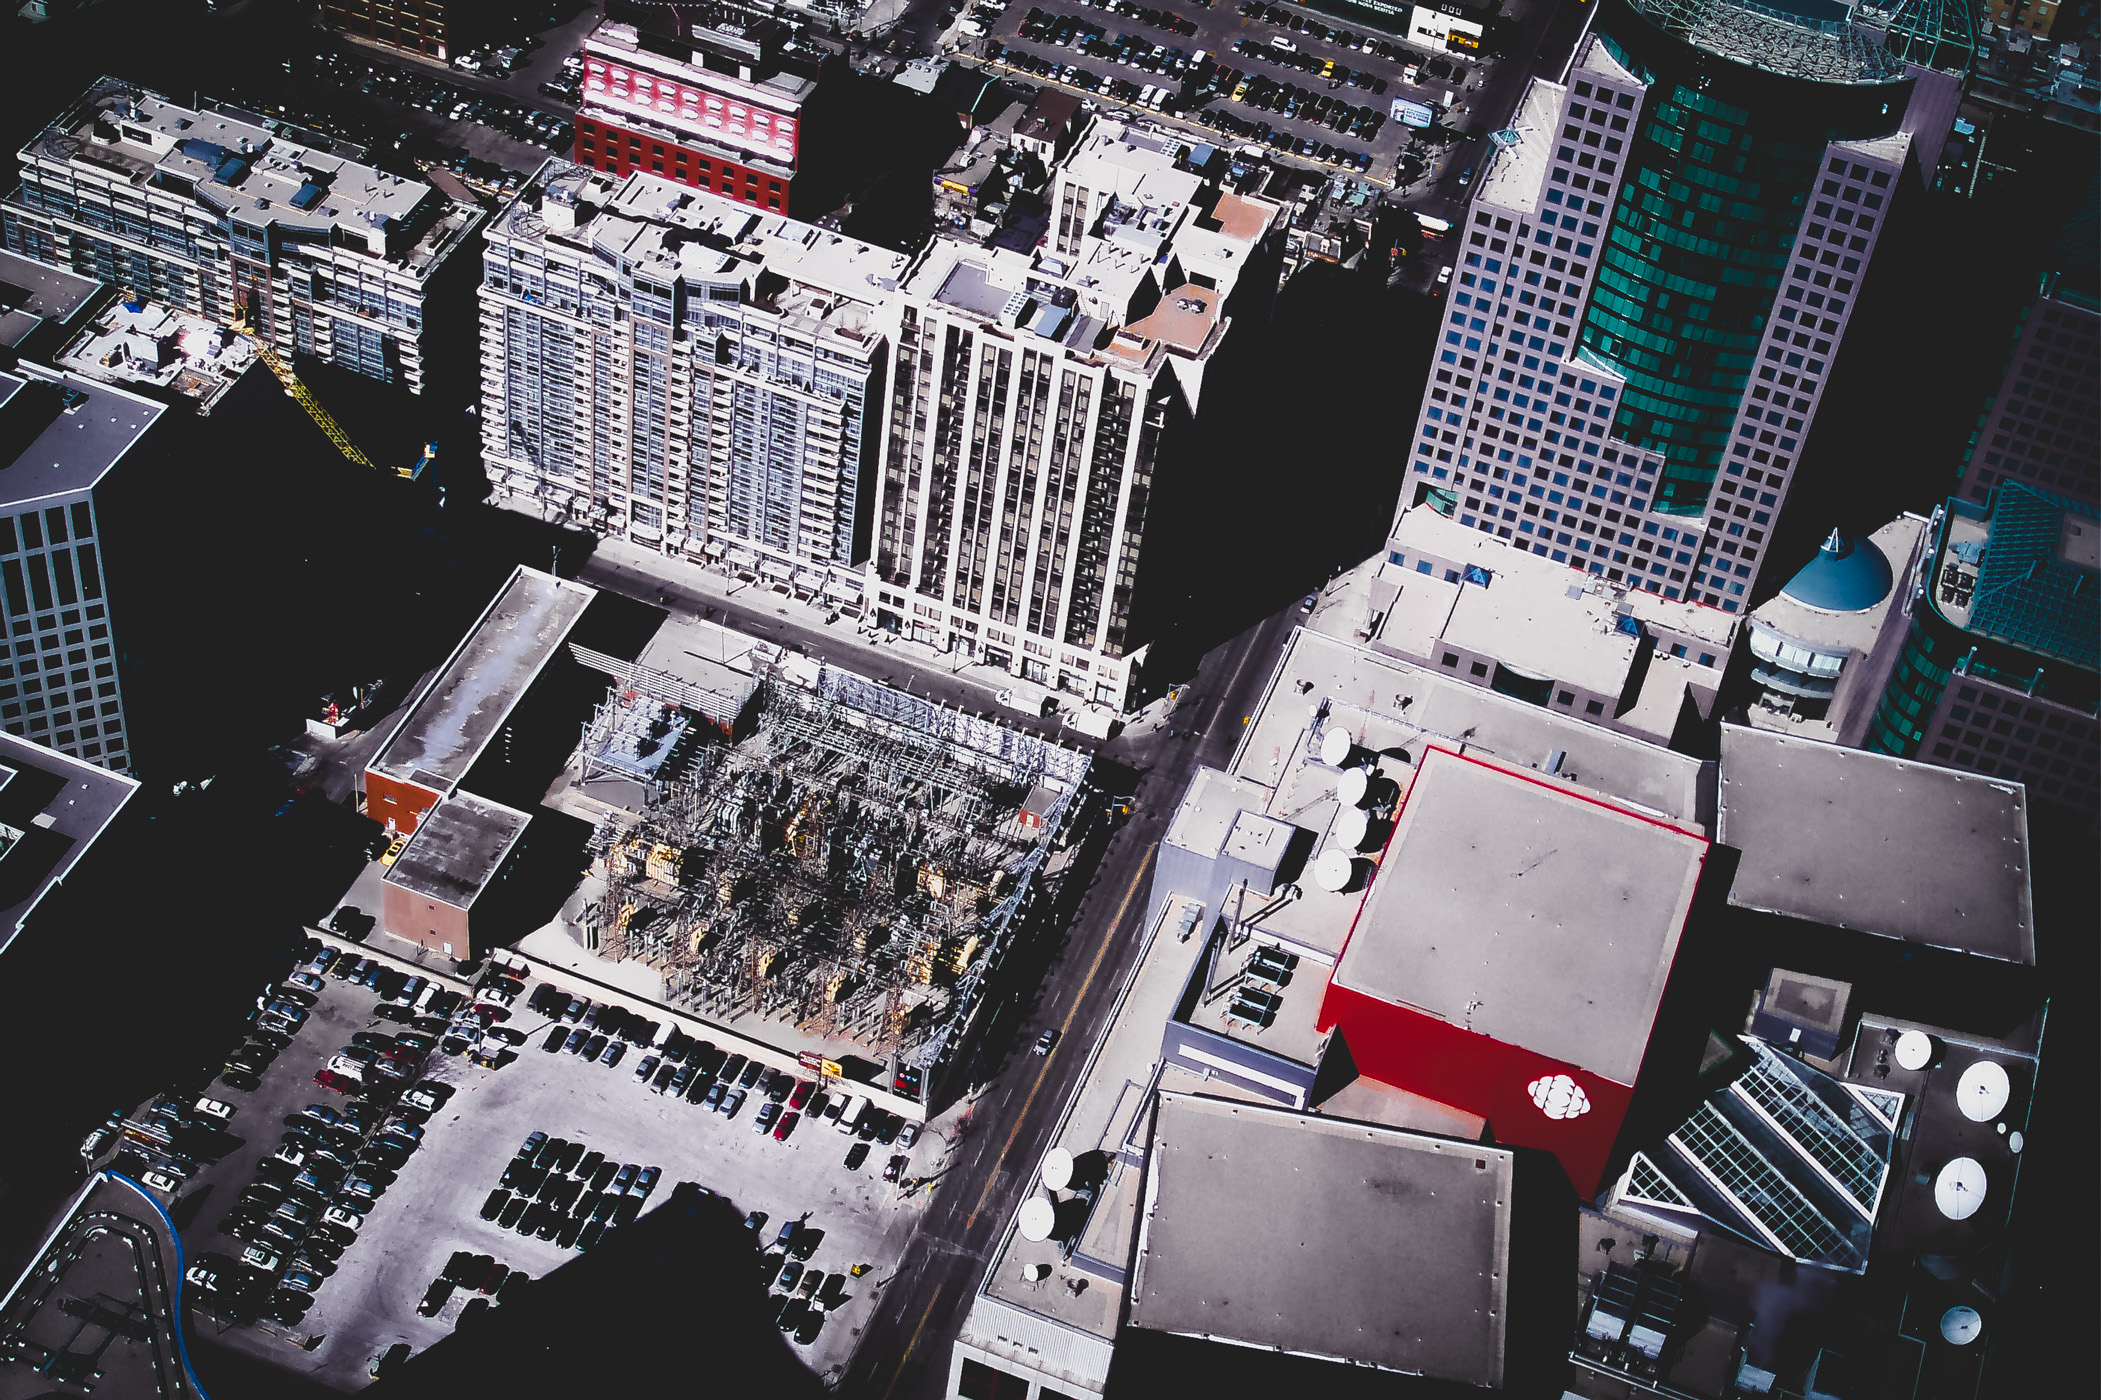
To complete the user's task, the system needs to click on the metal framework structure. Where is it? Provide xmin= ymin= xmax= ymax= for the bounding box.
xmin=581 ymin=664 xmax=1089 ymax=1101
xmin=1624 ymin=0 xmax=1908 ymax=83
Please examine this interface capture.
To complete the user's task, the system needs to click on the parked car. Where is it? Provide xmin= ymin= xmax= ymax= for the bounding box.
xmin=480 ymin=1189 xmax=510 ymax=1221
xmin=844 ymin=1141 xmax=871 ymax=1171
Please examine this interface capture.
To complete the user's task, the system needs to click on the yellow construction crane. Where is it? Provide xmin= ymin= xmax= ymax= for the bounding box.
xmin=231 ymin=312 xmax=433 ymax=481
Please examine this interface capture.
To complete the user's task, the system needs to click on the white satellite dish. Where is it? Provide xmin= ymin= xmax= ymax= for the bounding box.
xmin=1041 ymin=1147 xmax=1074 ymax=1192
xmin=1933 ymin=1158 xmax=1987 ymax=1221
xmin=1312 ymin=848 xmax=1353 ymax=892
xmin=1940 ymin=1306 xmax=1983 ymax=1346
xmin=1955 ymin=1060 xmax=2011 ymax=1123
xmin=1332 ymin=807 xmax=1369 ymax=851
xmin=1337 ymin=766 xmax=1370 ymax=808
xmin=2008 ymin=1131 xmax=2024 ymax=1154
xmin=1319 ymin=727 xmax=1352 ymax=767
xmin=1018 ymin=1194 xmax=1056 ymax=1242
xmin=1893 ymin=1030 xmax=1933 ymax=1071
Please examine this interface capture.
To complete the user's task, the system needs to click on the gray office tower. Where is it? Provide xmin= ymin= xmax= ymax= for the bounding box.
xmin=478 ymin=159 xmax=903 ymax=597
xmin=0 ymin=365 xmax=161 ymax=772
xmin=1397 ymin=0 xmax=1971 ymax=614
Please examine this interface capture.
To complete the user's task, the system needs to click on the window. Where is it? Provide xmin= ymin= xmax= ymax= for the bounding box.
xmin=1585 ymin=700 xmax=1605 ymax=715
xmin=1557 ymin=691 xmax=1575 ymax=705
xmin=1469 ymin=661 xmax=1489 ymax=677
xmin=1441 ymin=653 xmax=1460 ymax=668
xmin=957 ymin=1359 xmax=1030 ymax=1400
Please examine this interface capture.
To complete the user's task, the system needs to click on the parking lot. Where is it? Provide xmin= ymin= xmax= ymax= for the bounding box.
xmin=971 ymin=0 xmax=1486 ymax=183
xmin=172 ymin=948 xmax=933 ymax=1389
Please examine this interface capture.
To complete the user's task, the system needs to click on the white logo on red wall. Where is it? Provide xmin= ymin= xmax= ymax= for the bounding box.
xmin=1528 ymin=1074 xmax=1592 ymax=1121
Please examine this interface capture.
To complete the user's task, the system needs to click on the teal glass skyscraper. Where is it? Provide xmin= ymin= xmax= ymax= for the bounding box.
xmin=1398 ymin=0 xmax=1970 ymax=614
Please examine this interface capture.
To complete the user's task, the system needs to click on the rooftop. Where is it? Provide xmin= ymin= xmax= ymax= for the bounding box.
xmin=1941 ymin=483 xmax=2099 ymax=672
xmin=369 ymin=567 xmax=597 ymax=795
xmin=1782 ymin=530 xmax=1896 ymax=613
xmin=1128 ymin=1092 xmax=1512 ymax=1386
xmin=36 ymin=80 xmax=478 ymax=275
xmin=583 ymin=18 xmax=816 ymax=105
xmin=0 ymin=731 xmax=140 ymax=957
xmin=1751 ymin=513 xmax=1929 ymax=656
xmin=384 ymin=791 xmax=534 ymax=908
xmin=1616 ymin=0 xmax=1910 ymax=85
xmin=1333 ymin=746 xmax=1707 ymax=1085
xmin=1475 ymin=76 xmax=1563 ymax=215
xmin=0 ymin=363 xmax=164 ymax=507
xmin=1014 ymin=88 xmax=1083 ymax=144
xmin=1716 ymin=725 xmax=2035 ymax=963
xmin=0 ymin=249 xmax=100 ymax=348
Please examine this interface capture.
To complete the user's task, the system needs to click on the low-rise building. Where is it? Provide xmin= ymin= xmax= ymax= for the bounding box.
xmin=1 ymin=79 xmax=484 ymax=394
xmin=1743 ymin=515 xmax=1930 ymax=744
xmin=381 ymin=789 xmax=534 ymax=958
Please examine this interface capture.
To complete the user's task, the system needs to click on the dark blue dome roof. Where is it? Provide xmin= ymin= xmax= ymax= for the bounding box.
xmin=1780 ymin=530 xmax=1893 ymax=613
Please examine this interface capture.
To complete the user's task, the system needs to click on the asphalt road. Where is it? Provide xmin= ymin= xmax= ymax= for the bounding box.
xmin=833 ymin=599 xmax=1300 ymax=1400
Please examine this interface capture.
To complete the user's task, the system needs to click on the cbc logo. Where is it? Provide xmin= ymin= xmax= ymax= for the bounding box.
xmin=1528 ymin=1074 xmax=1591 ymax=1121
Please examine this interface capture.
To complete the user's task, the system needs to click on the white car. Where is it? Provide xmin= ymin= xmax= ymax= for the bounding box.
xmin=192 ymin=1097 xmax=235 ymax=1123
xmin=287 ymin=972 xmax=325 ymax=993
xmin=240 ymin=1245 xmax=282 ymax=1271
xmin=140 ymin=1170 xmax=180 ymax=1193
xmin=184 ymin=1262 xmax=223 ymax=1292
xmin=323 ymin=1206 xmax=364 ymax=1231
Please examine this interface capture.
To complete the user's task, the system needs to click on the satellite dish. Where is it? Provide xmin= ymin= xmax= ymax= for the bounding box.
xmin=1893 ymin=1030 xmax=1933 ymax=1071
xmin=1332 ymin=807 xmax=1369 ymax=851
xmin=1955 ymin=1060 xmax=2011 ymax=1123
xmin=2008 ymin=1131 xmax=2024 ymax=1154
xmin=1312 ymin=848 xmax=1353 ymax=892
xmin=1319 ymin=727 xmax=1352 ymax=767
xmin=1940 ymin=1306 xmax=1983 ymax=1345
xmin=1041 ymin=1147 xmax=1074 ymax=1192
xmin=1338 ymin=767 xmax=1370 ymax=808
xmin=1018 ymin=1194 xmax=1056 ymax=1242
xmin=1933 ymin=1158 xmax=1987 ymax=1221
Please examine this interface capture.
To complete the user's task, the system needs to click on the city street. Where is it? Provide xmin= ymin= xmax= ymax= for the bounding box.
xmin=834 ymin=598 xmax=1302 ymax=1399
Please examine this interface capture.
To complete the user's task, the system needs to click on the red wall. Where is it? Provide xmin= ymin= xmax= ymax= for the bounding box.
xmin=574 ymin=117 xmax=792 ymax=214
xmin=364 ymin=772 xmax=442 ymax=836
xmin=1317 ymin=979 xmax=1633 ymax=1198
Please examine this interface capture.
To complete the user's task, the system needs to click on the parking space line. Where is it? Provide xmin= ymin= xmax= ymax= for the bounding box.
xmin=962 ymin=844 xmax=1156 ymax=1233
xmin=879 ymin=1281 xmax=950 ymax=1400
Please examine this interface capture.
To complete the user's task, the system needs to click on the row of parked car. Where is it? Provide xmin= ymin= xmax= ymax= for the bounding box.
xmin=311 ymin=49 xmax=572 ymax=153
xmin=190 ymin=942 xmax=443 ymax=1328
xmin=476 ymin=1130 xmax=663 ymax=1255
xmin=420 ymin=1251 xmax=531 ymax=1326
xmin=1236 ymin=0 xmax=1422 ymax=65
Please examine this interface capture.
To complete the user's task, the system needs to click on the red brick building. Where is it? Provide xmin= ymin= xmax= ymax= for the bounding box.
xmin=573 ymin=7 xmax=821 ymax=216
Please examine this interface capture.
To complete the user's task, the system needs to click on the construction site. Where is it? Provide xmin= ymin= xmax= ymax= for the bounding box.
xmin=569 ymin=658 xmax=1093 ymax=1112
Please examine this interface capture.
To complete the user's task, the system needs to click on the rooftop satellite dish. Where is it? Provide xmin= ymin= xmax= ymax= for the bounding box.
xmin=1018 ymin=1194 xmax=1056 ymax=1242
xmin=1940 ymin=1306 xmax=1983 ymax=1346
xmin=2008 ymin=1131 xmax=2024 ymax=1154
xmin=1320 ymin=727 xmax=1352 ymax=767
xmin=1955 ymin=1060 xmax=2011 ymax=1123
xmin=1041 ymin=1147 xmax=1074 ymax=1192
xmin=1934 ymin=1158 xmax=1987 ymax=1221
xmin=1312 ymin=848 xmax=1353 ymax=892
xmin=1338 ymin=766 xmax=1370 ymax=808
xmin=1893 ymin=1030 xmax=1933 ymax=1071
xmin=1333 ymin=806 xmax=1369 ymax=851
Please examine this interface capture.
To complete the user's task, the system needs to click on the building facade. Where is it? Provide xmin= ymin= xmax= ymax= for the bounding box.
xmin=1865 ymin=482 xmax=2098 ymax=819
xmin=1 ymin=80 xmax=484 ymax=394
xmin=478 ymin=160 xmax=904 ymax=592
xmin=322 ymin=0 xmax=484 ymax=63
xmin=0 ymin=365 xmax=160 ymax=774
xmin=573 ymin=10 xmax=820 ymax=217
xmin=1953 ymin=270 xmax=2097 ymax=509
xmin=1398 ymin=2 xmax=1967 ymax=614
xmin=871 ymin=122 xmax=1279 ymax=707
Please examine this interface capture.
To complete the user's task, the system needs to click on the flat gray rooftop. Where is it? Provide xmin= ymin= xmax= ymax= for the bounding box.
xmin=0 ymin=732 xmax=139 ymax=956
xmin=384 ymin=791 xmax=532 ymax=908
xmin=0 ymin=249 xmax=101 ymax=345
xmin=370 ymin=567 xmax=596 ymax=792
xmin=1129 ymin=1092 xmax=1512 ymax=1386
xmin=1335 ymin=746 xmax=1707 ymax=1085
xmin=1716 ymin=725 xmax=2035 ymax=964
xmin=0 ymin=365 xmax=163 ymax=506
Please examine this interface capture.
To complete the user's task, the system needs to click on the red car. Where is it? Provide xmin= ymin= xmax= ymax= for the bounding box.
xmin=788 ymin=1079 xmax=814 ymax=1111
xmin=772 ymin=1111 xmax=800 ymax=1143
xmin=312 ymin=1069 xmax=354 ymax=1094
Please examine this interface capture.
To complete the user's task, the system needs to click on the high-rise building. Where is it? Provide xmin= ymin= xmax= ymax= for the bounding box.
xmin=1953 ymin=271 xmax=2098 ymax=509
xmin=1397 ymin=1 xmax=1969 ymax=614
xmin=573 ymin=7 xmax=823 ymax=217
xmin=1865 ymin=481 xmax=2097 ymax=819
xmin=0 ymin=364 xmax=162 ymax=773
xmin=870 ymin=121 xmax=1280 ymax=707
xmin=1 ymin=80 xmax=484 ymax=394
xmin=322 ymin=0 xmax=488 ymax=63
xmin=478 ymin=160 xmax=906 ymax=594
